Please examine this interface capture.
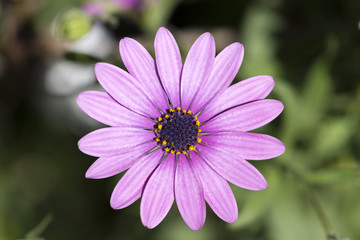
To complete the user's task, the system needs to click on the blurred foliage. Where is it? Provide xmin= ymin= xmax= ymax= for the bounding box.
xmin=0 ymin=0 xmax=360 ymax=239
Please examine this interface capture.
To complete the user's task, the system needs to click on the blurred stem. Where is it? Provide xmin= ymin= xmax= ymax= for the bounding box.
xmin=25 ymin=214 xmax=53 ymax=239
xmin=277 ymin=161 xmax=344 ymax=240
xmin=306 ymin=184 xmax=337 ymax=240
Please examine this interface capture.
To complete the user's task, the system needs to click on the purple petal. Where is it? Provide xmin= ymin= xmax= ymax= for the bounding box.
xmin=202 ymin=132 xmax=285 ymax=160
xmin=77 ymin=91 xmax=154 ymax=128
xmin=201 ymin=99 xmax=284 ymax=132
xmin=155 ymin=27 xmax=182 ymax=107
xmin=83 ymin=3 xmax=103 ymax=16
xmin=110 ymin=150 xmax=162 ymax=209
xmin=175 ymin=154 xmax=206 ymax=230
xmin=119 ymin=38 xmax=169 ymax=111
xmin=85 ymin=141 xmax=156 ymax=179
xmin=199 ymin=75 xmax=275 ymax=122
xmin=78 ymin=127 xmax=154 ymax=157
xmin=198 ymin=145 xmax=267 ymax=190
xmin=94 ymin=63 xmax=159 ymax=118
xmin=191 ymin=153 xmax=238 ymax=223
xmin=141 ymin=154 xmax=175 ymax=228
xmin=191 ymin=43 xmax=244 ymax=114
xmin=180 ymin=33 xmax=215 ymax=110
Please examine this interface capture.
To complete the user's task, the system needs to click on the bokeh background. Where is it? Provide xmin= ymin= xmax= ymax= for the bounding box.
xmin=1 ymin=0 xmax=360 ymax=239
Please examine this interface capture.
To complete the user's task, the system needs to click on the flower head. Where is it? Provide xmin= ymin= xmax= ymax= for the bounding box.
xmin=77 ymin=27 xmax=285 ymax=230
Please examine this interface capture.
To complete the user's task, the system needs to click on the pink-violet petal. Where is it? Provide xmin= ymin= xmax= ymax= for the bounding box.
xmin=77 ymin=91 xmax=154 ymax=128
xmin=199 ymin=75 xmax=275 ymax=122
xmin=141 ymin=154 xmax=176 ymax=229
xmin=175 ymin=154 xmax=206 ymax=231
xmin=202 ymin=132 xmax=285 ymax=160
xmin=94 ymin=62 xmax=159 ymax=118
xmin=201 ymin=99 xmax=284 ymax=132
xmin=78 ymin=127 xmax=154 ymax=157
xmin=191 ymin=42 xmax=244 ymax=114
xmin=110 ymin=150 xmax=163 ymax=209
xmin=191 ymin=153 xmax=238 ymax=223
xmin=154 ymin=27 xmax=182 ymax=107
xmin=85 ymin=141 xmax=156 ymax=179
xmin=120 ymin=38 xmax=169 ymax=111
xmin=198 ymin=145 xmax=267 ymax=190
xmin=180 ymin=32 xmax=215 ymax=110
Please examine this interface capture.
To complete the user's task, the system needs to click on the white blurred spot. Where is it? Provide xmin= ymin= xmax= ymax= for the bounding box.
xmin=66 ymin=23 xmax=114 ymax=59
xmin=45 ymin=60 xmax=95 ymax=96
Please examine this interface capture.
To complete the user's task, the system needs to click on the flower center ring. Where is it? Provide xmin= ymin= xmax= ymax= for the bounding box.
xmin=154 ymin=107 xmax=201 ymax=154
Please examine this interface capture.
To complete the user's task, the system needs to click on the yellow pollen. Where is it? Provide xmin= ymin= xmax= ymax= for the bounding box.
xmin=194 ymin=116 xmax=198 ymax=120
xmin=165 ymin=114 xmax=169 ymax=118
xmin=170 ymin=109 xmax=175 ymax=112
xmin=187 ymin=110 xmax=191 ymax=114
xmin=156 ymin=138 xmax=160 ymax=142
xmin=165 ymin=147 xmax=170 ymax=152
xmin=176 ymin=107 xmax=181 ymax=111
xmin=155 ymin=129 xmax=158 ymax=134
xmin=170 ymin=150 xmax=175 ymax=154
xmin=158 ymin=125 xmax=162 ymax=129
xmin=189 ymin=145 xmax=195 ymax=151
xmin=195 ymin=121 xmax=200 ymax=126
xmin=197 ymin=129 xmax=202 ymax=133
xmin=182 ymin=150 xmax=187 ymax=154
xmin=162 ymin=140 xmax=167 ymax=145
xmin=176 ymin=151 xmax=181 ymax=155
xmin=182 ymin=110 xmax=187 ymax=114
xmin=158 ymin=117 xmax=162 ymax=122
xmin=196 ymin=138 xmax=202 ymax=143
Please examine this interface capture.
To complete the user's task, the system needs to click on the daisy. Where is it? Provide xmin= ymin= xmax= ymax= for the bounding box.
xmin=77 ymin=27 xmax=285 ymax=230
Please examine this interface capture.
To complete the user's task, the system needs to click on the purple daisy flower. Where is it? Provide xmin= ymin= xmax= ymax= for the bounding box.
xmin=77 ymin=27 xmax=285 ymax=230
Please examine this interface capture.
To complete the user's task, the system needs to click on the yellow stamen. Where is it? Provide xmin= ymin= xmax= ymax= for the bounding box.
xmin=165 ymin=147 xmax=170 ymax=152
xmin=196 ymin=138 xmax=202 ymax=143
xmin=170 ymin=109 xmax=175 ymax=113
xmin=187 ymin=110 xmax=191 ymax=114
xmin=182 ymin=110 xmax=187 ymax=114
xmin=176 ymin=151 xmax=181 ymax=155
xmin=197 ymin=129 xmax=202 ymax=133
xmin=156 ymin=138 xmax=160 ymax=142
xmin=155 ymin=129 xmax=158 ymax=134
xmin=189 ymin=145 xmax=195 ymax=151
xmin=158 ymin=117 xmax=162 ymax=122
xmin=165 ymin=114 xmax=169 ymax=119
xmin=182 ymin=150 xmax=187 ymax=154
xmin=158 ymin=124 xmax=162 ymax=129
xmin=195 ymin=121 xmax=200 ymax=126
xmin=162 ymin=140 xmax=167 ymax=145
xmin=170 ymin=150 xmax=175 ymax=154
xmin=194 ymin=116 xmax=197 ymax=120
xmin=176 ymin=107 xmax=181 ymax=111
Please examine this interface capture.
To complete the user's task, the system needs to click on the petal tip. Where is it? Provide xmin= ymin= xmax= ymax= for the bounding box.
xmin=157 ymin=26 xmax=169 ymax=33
xmin=85 ymin=166 xmax=98 ymax=179
xmin=110 ymin=196 xmax=121 ymax=210
xmin=76 ymin=92 xmax=86 ymax=108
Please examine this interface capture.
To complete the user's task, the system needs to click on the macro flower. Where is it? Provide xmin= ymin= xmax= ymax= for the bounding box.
xmin=77 ymin=27 xmax=285 ymax=230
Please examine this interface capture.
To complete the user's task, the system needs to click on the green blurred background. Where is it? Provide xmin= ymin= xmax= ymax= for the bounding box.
xmin=1 ymin=0 xmax=360 ymax=239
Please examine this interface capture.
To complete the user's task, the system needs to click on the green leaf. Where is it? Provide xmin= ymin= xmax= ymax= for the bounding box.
xmin=311 ymin=117 xmax=354 ymax=159
xmin=301 ymin=58 xmax=332 ymax=129
xmin=240 ymin=3 xmax=283 ymax=78
xmin=268 ymin=176 xmax=325 ymax=240
xmin=141 ymin=0 xmax=180 ymax=36
xmin=231 ymin=167 xmax=282 ymax=229
xmin=306 ymin=168 xmax=360 ymax=185
xmin=273 ymin=79 xmax=301 ymax=151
